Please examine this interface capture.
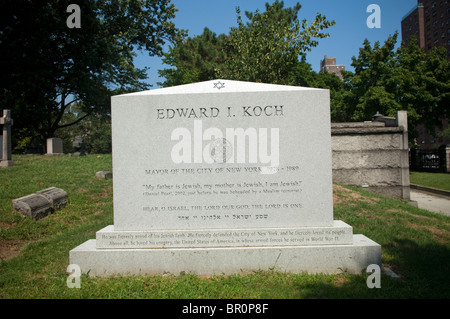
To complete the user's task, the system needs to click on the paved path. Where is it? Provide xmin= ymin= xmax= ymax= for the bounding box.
xmin=410 ymin=190 xmax=450 ymax=217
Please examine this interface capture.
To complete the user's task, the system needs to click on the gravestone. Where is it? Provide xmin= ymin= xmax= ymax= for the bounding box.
xmin=36 ymin=187 xmax=68 ymax=210
xmin=96 ymin=171 xmax=113 ymax=179
xmin=12 ymin=187 xmax=68 ymax=219
xmin=46 ymin=138 xmax=64 ymax=155
xmin=12 ymin=194 xmax=53 ymax=220
xmin=73 ymin=136 xmax=86 ymax=156
xmin=0 ymin=109 xmax=14 ymax=167
xmin=70 ymin=79 xmax=381 ymax=276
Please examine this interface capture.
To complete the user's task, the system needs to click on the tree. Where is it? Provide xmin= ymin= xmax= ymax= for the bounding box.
xmin=0 ymin=0 xmax=184 ymax=150
xmin=288 ymin=58 xmax=352 ymax=122
xmin=217 ymin=1 xmax=335 ymax=84
xmin=396 ymin=40 xmax=450 ymax=134
xmin=158 ymin=27 xmax=227 ymax=87
xmin=346 ymin=33 xmax=450 ymax=134
xmin=159 ymin=1 xmax=335 ymax=86
xmin=56 ymin=103 xmax=112 ymax=154
xmin=346 ymin=33 xmax=401 ymax=122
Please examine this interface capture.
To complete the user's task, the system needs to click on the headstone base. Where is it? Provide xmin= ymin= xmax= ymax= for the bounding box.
xmin=70 ymin=234 xmax=381 ymax=276
xmin=0 ymin=160 xmax=14 ymax=167
xmin=95 ymin=221 xmax=354 ymax=249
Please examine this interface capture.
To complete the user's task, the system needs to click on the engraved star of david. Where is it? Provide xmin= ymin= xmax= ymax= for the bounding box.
xmin=213 ymin=81 xmax=225 ymax=90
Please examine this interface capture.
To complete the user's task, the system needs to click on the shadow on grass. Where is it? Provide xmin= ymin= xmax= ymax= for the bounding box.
xmin=294 ymin=237 xmax=450 ymax=299
xmin=382 ymin=238 xmax=450 ymax=298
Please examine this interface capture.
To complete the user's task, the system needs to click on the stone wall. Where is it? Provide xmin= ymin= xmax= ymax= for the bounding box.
xmin=331 ymin=111 xmax=411 ymax=200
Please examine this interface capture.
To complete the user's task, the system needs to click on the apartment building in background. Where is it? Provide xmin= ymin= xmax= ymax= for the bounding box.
xmin=319 ymin=55 xmax=345 ymax=81
xmin=402 ymin=0 xmax=450 ymax=150
xmin=401 ymin=0 xmax=450 ymax=58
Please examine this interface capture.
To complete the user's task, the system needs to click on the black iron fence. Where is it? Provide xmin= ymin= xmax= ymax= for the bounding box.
xmin=410 ymin=145 xmax=448 ymax=172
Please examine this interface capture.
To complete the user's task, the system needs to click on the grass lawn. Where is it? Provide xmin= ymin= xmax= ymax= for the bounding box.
xmin=410 ymin=172 xmax=450 ymax=191
xmin=0 ymin=155 xmax=449 ymax=300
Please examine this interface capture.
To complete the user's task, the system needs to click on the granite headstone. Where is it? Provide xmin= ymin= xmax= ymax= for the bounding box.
xmin=70 ymin=79 xmax=381 ymax=276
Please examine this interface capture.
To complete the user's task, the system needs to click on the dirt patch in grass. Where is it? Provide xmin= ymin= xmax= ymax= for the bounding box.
xmin=87 ymin=186 xmax=113 ymax=199
xmin=0 ymin=240 xmax=27 ymax=261
xmin=404 ymin=211 xmax=435 ymax=221
xmin=0 ymin=221 xmax=16 ymax=229
xmin=406 ymin=222 xmax=450 ymax=244
xmin=333 ymin=184 xmax=380 ymax=206
xmin=333 ymin=275 xmax=349 ymax=287
xmin=356 ymin=209 xmax=375 ymax=218
xmin=0 ymin=221 xmax=25 ymax=260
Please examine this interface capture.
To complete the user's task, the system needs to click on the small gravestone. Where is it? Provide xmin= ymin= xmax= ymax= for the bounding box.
xmin=12 ymin=194 xmax=53 ymax=220
xmin=13 ymin=187 xmax=68 ymax=219
xmin=70 ymin=79 xmax=381 ymax=276
xmin=73 ymin=136 xmax=86 ymax=156
xmin=0 ymin=109 xmax=14 ymax=167
xmin=36 ymin=187 xmax=68 ymax=210
xmin=46 ymin=138 xmax=64 ymax=155
xmin=96 ymin=171 xmax=112 ymax=179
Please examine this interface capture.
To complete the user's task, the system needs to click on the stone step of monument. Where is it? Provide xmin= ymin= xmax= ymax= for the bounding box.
xmin=95 ymin=221 xmax=353 ymax=249
xmin=70 ymin=234 xmax=381 ymax=276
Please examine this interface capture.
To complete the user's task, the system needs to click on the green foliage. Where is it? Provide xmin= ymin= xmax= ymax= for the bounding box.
xmin=159 ymin=1 xmax=335 ymax=86
xmin=84 ymin=120 xmax=112 ymax=154
xmin=438 ymin=127 xmax=450 ymax=140
xmin=56 ymin=103 xmax=112 ymax=154
xmin=158 ymin=27 xmax=227 ymax=87
xmin=346 ymin=33 xmax=401 ymax=121
xmin=13 ymin=131 xmax=33 ymax=154
xmin=217 ymin=1 xmax=334 ymax=84
xmin=346 ymin=33 xmax=450 ymax=133
xmin=288 ymin=60 xmax=352 ymax=122
xmin=0 ymin=0 xmax=184 ymax=147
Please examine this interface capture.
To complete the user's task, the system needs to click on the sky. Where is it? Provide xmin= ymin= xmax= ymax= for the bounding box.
xmin=135 ymin=0 xmax=418 ymax=88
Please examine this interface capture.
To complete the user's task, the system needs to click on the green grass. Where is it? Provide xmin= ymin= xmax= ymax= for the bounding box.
xmin=410 ymin=172 xmax=450 ymax=191
xmin=0 ymin=155 xmax=449 ymax=299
